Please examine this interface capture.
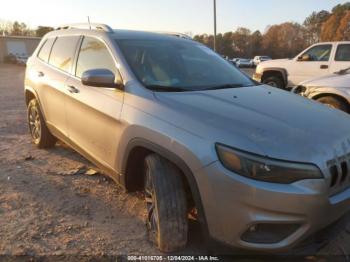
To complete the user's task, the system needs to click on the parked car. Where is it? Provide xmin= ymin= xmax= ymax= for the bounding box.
xmin=25 ymin=23 xmax=350 ymax=253
xmin=231 ymin=58 xmax=239 ymax=66
xmin=253 ymin=41 xmax=350 ymax=89
xmin=236 ymin=58 xmax=253 ymax=68
xmin=292 ymin=67 xmax=350 ymax=113
xmin=253 ymin=56 xmax=272 ymax=66
xmin=15 ymin=53 xmax=29 ymax=65
xmin=4 ymin=52 xmax=28 ymax=65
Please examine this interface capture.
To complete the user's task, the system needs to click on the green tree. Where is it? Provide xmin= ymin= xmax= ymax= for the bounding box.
xmin=36 ymin=26 xmax=54 ymax=37
xmin=303 ymin=10 xmax=330 ymax=44
xmin=332 ymin=2 xmax=350 ymax=13
xmin=10 ymin=21 xmax=32 ymax=36
xmin=250 ymin=30 xmax=263 ymax=56
xmin=231 ymin=27 xmax=251 ymax=57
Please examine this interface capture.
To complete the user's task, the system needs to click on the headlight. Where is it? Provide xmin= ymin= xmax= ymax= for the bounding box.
xmin=215 ymin=144 xmax=323 ymax=183
xmin=292 ymin=85 xmax=306 ymax=95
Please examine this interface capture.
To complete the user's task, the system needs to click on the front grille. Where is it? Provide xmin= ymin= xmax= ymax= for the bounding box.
xmin=327 ymin=152 xmax=350 ymax=194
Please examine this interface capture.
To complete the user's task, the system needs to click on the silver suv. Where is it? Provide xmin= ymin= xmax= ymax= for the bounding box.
xmin=25 ymin=23 xmax=350 ymax=253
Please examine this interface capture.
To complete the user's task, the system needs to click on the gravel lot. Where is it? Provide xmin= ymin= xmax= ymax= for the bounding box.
xmin=0 ymin=64 xmax=350 ymax=260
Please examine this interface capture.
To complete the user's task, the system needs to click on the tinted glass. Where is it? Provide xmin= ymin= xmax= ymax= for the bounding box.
xmin=49 ymin=36 xmax=80 ymax=73
xmin=76 ymin=36 xmax=116 ymax=78
xmin=335 ymin=44 xmax=350 ymax=61
xmin=117 ymin=39 xmax=254 ymax=91
xmin=38 ymin=38 xmax=55 ymax=62
xmin=303 ymin=45 xmax=332 ymax=61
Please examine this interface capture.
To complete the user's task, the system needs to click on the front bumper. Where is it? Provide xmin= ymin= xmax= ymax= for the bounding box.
xmin=197 ymin=161 xmax=350 ymax=252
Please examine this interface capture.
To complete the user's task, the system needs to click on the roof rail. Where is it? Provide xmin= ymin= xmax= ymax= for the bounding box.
xmin=56 ymin=23 xmax=113 ymax=33
xmin=156 ymin=31 xmax=192 ymax=40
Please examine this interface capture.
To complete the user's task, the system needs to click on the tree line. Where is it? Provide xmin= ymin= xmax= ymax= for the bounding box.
xmin=194 ymin=2 xmax=350 ymax=59
xmin=0 ymin=20 xmax=54 ymax=37
xmin=2 ymin=2 xmax=350 ymax=57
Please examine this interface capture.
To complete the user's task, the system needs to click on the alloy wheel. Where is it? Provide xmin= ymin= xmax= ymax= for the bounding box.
xmin=28 ymin=106 xmax=41 ymax=143
xmin=144 ymin=167 xmax=159 ymax=241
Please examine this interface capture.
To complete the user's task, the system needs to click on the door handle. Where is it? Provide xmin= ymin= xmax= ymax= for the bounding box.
xmin=37 ymin=71 xmax=44 ymax=77
xmin=67 ymin=85 xmax=80 ymax=94
xmin=320 ymin=65 xmax=329 ymax=69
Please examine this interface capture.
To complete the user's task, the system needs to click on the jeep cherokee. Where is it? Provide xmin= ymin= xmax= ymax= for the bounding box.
xmin=25 ymin=23 xmax=350 ymax=253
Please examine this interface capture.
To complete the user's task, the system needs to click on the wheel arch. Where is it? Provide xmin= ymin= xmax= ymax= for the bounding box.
xmin=25 ymin=87 xmax=38 ymax=106
xmin=24 ymin=87 xmax=52 ymax=129
xmin=261 ymin=68 xmax=288 ymax=88
xmin=121 ymin=138 xmax=209 ymax=236
xmin=311 ymin=92 xmax=350 ymax=112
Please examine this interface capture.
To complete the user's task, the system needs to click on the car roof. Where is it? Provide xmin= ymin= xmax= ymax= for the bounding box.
xmin=112 ymin=29 xmax=187 ymax=40
xmin=44 ymin=27 xmax=192 ymax=42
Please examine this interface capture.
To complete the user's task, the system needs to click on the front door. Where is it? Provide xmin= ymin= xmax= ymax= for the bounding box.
xmin=288 ymin=44 xmax=332 ymax=85
xmin=65 ymin=36 xmax=124 ymax=173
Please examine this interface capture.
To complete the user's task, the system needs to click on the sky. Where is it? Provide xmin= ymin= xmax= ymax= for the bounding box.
xmin=1 ymin=0 xmax=349 ymax=35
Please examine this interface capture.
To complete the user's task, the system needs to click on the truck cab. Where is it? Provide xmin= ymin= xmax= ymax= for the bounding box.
xmin=253 ymin=42 xmax=350 ymax=89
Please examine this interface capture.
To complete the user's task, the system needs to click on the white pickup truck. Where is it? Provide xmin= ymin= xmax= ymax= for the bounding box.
xmin=253 ymin=41 xmax=350 ymax=89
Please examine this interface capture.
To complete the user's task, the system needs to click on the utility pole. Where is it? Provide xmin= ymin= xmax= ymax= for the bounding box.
xmin=213 ymin=0 xmax=217 ymax=51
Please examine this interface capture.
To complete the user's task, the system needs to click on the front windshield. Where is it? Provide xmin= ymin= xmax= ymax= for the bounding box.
xmin=116 ymin=38 xmax=255 ymax=91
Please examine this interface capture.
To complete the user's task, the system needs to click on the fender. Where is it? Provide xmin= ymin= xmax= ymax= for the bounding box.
xmin=24 ymin=86 xmax=49 ymax=123
xmin=24 ymin=86 xmax=39 ymax=105
xmin=308 ymin=87 xmax=350 ymax=105
xmin=121 ymin=137 xmax=210 ymax=239
xmin=262 ymin=67 xmax=288 ymax=87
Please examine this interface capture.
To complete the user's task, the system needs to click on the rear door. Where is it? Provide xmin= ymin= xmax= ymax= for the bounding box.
xmin=65 ymin=36 xmax=124 ymax=173
xmin=34 ymin=36 xmax=80 ymax=137
xmin=329 ymin=43 xmax=350 ymax=73
xmin=288 ymin=44 xmax=333 ymax=85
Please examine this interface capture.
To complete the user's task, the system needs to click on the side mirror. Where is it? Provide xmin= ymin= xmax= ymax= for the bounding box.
xmin=82 ymin=69 xmax=123 ymax=89
xmin=298 ymin=54 xmax=311 ymax=62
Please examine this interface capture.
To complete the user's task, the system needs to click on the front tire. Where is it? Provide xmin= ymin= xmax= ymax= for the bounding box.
xmin=144 ymin=154 xmax=188 ymax=252
xmin=316 ymin=96 xmax=349 ymax=113
xmin=27 ymin=99 xmax=56 ymax=148
xmin=263 ymin=76 xmax=284 ymax=89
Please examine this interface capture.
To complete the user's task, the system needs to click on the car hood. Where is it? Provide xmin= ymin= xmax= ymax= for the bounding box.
xmin=154 ymin=85 xmax=350 ymax=163
xmin=301 ymin=73 xmax=350 ymax=88
xmin=258 ymin=58 xmax=291 ymax=68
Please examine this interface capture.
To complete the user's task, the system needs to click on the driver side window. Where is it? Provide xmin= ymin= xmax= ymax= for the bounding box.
xmin=302 ymin=45 xmax=332 ymax=62
xmin=76 ymin=36 xmax=117 ymax=78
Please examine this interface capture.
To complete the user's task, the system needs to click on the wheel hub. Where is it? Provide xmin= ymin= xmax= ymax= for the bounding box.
xmin=29 ymin=107 xmax=41 ymax=142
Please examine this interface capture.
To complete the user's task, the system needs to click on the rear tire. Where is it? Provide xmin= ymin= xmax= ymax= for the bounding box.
xmin=316 ymin=96 xmax=349 ymax=113
xmin=144 ymin=154 xmax=188 ymax=252
xmin=27 ymin=99 xmax=56 ymax=148
xmin=263 ymin=76 xmax=284 ymax=89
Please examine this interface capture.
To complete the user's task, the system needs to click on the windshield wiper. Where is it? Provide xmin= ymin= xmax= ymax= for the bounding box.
xmin=146 ymin=85 xmax=192 ymax=92
xmin=201 ymin=83 xmax=254 ymax=91
xmin=335 ymin=67 xmax=350 ymax=75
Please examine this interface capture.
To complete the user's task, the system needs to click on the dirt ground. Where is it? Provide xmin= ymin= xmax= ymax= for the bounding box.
xmin=0 ymin=64 xmax=350 ymax=260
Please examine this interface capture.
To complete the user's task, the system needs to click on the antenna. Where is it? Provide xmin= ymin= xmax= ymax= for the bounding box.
xmin=87 ymin=16 xmax=91 ymax=30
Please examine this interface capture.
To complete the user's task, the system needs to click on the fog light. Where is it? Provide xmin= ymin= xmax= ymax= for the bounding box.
xmin=241 ymin=223 xmax=300 ymax=244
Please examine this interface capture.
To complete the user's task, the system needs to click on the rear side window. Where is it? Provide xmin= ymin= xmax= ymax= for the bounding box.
xmin=335 ymin=44 xmax=350 ymax=61
xmin=49 ymin=36 xmax=80 ymax=73
xmin=38 ymin=38 xmax=55 ymax=62
xmin=75 ymin=36 xmax=116 ymax=78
